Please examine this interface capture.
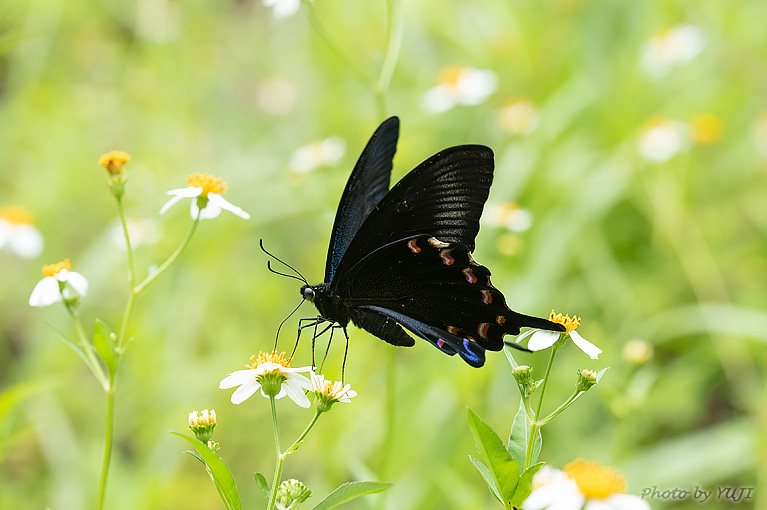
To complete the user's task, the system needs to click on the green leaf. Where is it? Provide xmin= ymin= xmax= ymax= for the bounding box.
xmin=510 ymin=463 xmax=544 ymax=507
xmin=468 ymin=455 xmax=502 ymax=504
xmin=171 ymin=432 xmax=241 ymax=510
xmin=48 ymin=324 xmax=91 ymax=369
xmin=254 ymin=472 xmax=270 ymax=498
xmin=311 ymin=481 xmax=392 ymax=510
xmin=93 ymin=320 xmax=116 ymax=373
xmin=467 ymin=408 xmax=520 ymax=508
xmin=508 ymin=399 xmax=541 ymax=467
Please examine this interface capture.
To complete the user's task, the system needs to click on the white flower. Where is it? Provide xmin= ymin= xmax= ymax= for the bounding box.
xmin=310 ymin=370 xmax=357 ymax=412
xmin=263 ymin=0 xmax=312 ymax=19
xmin=219 ymin=351 xmax=312 ymax=407
xmin=523 ymin=460 xmax=649 ymax=510
xmin=640 ymin=24 xmax=706 ymax=79
xmin=0 ymin=206 xmax=44 ymax=259
xmin=289 ymin=137 xmax=346 ymax=173
xmin=518 ymin=311 xmax=602 ymax=360
xmin=637 ymin=118 xmax=688 ymax=163
xmin=29 ymin=259 xmax=89 ymax=308
xmin=497 ymin=99 xmax=539 ymax=135
xmin=421 ymin=67 xmax=498 ymax=114
xmin=484 ymin=202 xmax=533 ymax=233
xmin=160 ymin=173 xmax=250 ymax=220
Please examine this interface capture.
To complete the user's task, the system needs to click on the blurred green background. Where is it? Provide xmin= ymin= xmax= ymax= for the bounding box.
xmin=1 ymin=0 xmax=766 ymax=508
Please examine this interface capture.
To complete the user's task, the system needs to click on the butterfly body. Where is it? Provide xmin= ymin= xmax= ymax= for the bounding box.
xmin=300 ymin=117 xmax=564 ymax=367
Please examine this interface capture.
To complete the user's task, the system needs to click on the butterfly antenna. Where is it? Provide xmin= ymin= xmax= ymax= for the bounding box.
xmin=267 ymin=261 xmax=308 ymax=283
xmin=260 ymin=239 xmax=308 ymax=284
xmin=275 ymin=298 xmax=306 ymax=349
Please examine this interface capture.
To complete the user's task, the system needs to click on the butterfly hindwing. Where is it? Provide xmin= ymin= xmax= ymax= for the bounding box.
xmin=325 ymin=117 xmax=399 ymax=282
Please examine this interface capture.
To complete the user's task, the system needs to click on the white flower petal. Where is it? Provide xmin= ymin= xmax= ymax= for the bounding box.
xmin=219 ymin=369 xmax=256 ymax=389
xmin=29 ymin=277 xmax=63 ymax=307
xmin=159 ymin=195 xmax=184 ymax=215
xmin=9 ymin=224 xmax=44 ymax=259
xmin=569 ymin=330 xmax=602 ymax=359
xmin=421 ymin=85 xmax=455 ymax=113
xmin=264 ymin=0 xmax=301 ymax=18
xmin=283 ymin=379 xmax=311 ymax=408
xmin=527 ymin=330 xmax=561 ymax=351
xmin=190 ymin=199 xmax=222 ymax=220
xmin=584 ymin=500 xmax=614 ymax=510
xmin=231 ymin=379 xmax=261 ymax=404
xmin=208 ymin=193 xmax=250 ymax=220
xmin=523 ymin=481 xmax=583 ymax=510
xmin=61 ymin=271 xmax=89 ymax=297
xmin=605 ymin=494 xmax=651 ymax=510
xmin=167 ymin=186 xmax=203 ymax=198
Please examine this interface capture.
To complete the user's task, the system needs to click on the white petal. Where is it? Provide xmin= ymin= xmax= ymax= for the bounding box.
xmin=231 ymin=380 xmax=261 ymax=404
xmin=421 ymin=85 xmax=455 ymax=113
xmin=569 ymin=330 xmax=602 ymax=359
xmin=283 ymin=380 xmax=311 ymax=408
xmin=527 ymin=330 xmax=561 ymax=351
xmin=285 ymin=372 xmax=312 ymax=390
xmin=584 ymin=500 xmax=614 ymax=510
xmin=159 ymin=195 xmax=184 ymax=215
xmin=219 ymin=370 xmax=255 ymax=389
xmin=523 ymin=482 xmax=583 ymax=510
xmin=61 ymin=271 xmax=89 ymax=297
xmin=9 ymin=225 xmax=44 ymax=259
xmin=604 ymin=494 xmax=651 ymax=510
xmin=167 ymin=186 xmax=203 ymax=198
xmin=29 ymin=277 xmax=62 ymax=307
xmin=265 ymin=0 xmax=301 ymax=18
xmin=208 ymin=193 xmax=250 ymax=219
xmin=190 ymin=199 xmax=222 ymax=220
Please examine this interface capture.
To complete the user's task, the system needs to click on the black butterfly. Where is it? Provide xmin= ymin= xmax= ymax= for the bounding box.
xmin=298 ymin=116 xmax=564 ymax=367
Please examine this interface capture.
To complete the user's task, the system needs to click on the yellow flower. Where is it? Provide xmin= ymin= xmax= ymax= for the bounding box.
xmin=29 ymin=259 xmax=89 ymax=307
xmin=160 ymin=173 xmax=250 ymax=220
xmin=517 ymin=310 xmax=602 ymax=359
xmin=218 ymin=351 xmax=312 ymax=407
xmin=98 ymin=150 xmax=131 ymax=175
xmin=691 ymin=113 xmax=723 ymax=144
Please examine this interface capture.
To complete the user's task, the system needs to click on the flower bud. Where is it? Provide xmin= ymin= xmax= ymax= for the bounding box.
xmin=275 ymin=479 xmax=311 ymax=510
xmin=188 ymin=409 xmax=217 ymax=443
xmin=576 ymin=369 xmax=598 ymax=392
xmin=98 ymin=151 xmax=130 ymax=198
xmin=512 ymin=365 xmax=541 ymax=397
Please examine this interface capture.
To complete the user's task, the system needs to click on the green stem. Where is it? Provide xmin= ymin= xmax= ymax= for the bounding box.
xmin=523 ymin=422 xmax=539 ymax=471
xmin=285 ymin=409 xmax=322 ymax=456
xmin=133 ymin=216 xmax=200 ymax=296
xmin=116 ymin=198 xmax=137 ymax=288
xmin=373 ymin=0 xmax=404 ymax=119
xmin=539 ymin=390 xmax=582 ymax=426
xmin=96 ymin=377 xmax=115 ymax=510
xmin=535 ymin=345 xmax=558 ymax=419
xmin=267 ymin=397 xmax=282 ymax=510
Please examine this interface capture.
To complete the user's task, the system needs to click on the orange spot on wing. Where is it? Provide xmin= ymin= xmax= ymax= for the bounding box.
xmin=496 ymin=315 xmax=507 ymax=325
xmin=481 ymin=290 xmax=493 ymax=304
xmin=447 ymin=326 xmax=459 ymax=335
xmin=407 ymin=239 xmax=421 ymax=253
xmin=440 ymin=249 xmax=455 ymax=265
xmin=462 ymin=268 xmax=478 ymax=283
xmin=478 ymin=323 xmax=490 ymax=339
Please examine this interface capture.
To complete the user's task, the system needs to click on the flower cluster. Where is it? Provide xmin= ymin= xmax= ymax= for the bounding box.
xmin=519 ymin=310 xmax=602 ymax=360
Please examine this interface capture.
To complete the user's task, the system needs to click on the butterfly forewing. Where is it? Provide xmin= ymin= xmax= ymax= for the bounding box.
xmin=325 ymin=117 xmax=399 ymax=282
xmin=329 ymin=145 xmax=493 ymax=285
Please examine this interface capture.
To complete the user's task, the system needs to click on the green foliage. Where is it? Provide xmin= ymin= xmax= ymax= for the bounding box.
xmin=172 ymin=432 xmax=241 ymax=510
xmin=310 ymin=481 xmax=392 ymax=510
xmin=508 ymin=399 xmax=541 ymax=468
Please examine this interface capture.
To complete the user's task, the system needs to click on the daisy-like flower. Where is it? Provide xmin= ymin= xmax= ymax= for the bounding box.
xmin=263 ymin=0 xmax=312 ymax=19
xmin=640 ymin=24 xmax=706 ymax=80
xmin=0 ymin=206 xmax=44 ymax=259
xmin=496 ymin=99 xmax=539 ymax=135
xmin=289 ymin=137 xmax=346 ymax=173
xmin=637 ymin=117 xmax=688 ymax=163
xmin=484 ymin=202 xmax=533 ymax=233
xmin=29 ymin=259 xmax=89 ymax=308
xmin=421 ymin=66 xmax=498 ymax=114
xmin=310 ymin=371 xmax=357 ymax=412
xmin=523 ymin=459 xmax=650 ymax=510
xmin=518 ymin=311 xmax=602 ymax=360
xmin=218 ymin=351 xmax=312 ymax=407
xmin=160 ymin=173 xmax=250 ymax=220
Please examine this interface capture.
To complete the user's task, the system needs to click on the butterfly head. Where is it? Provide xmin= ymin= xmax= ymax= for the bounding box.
xmin=300 ymin=285 xmax=315 ymax=302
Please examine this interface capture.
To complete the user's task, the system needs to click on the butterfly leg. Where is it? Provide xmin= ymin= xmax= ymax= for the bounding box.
xmin=340 ymin=326 xmax=350 ymax=383
xmin=293 ymin=317 xmax=326 ymax=363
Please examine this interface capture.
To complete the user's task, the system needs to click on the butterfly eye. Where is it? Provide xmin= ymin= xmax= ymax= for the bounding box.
xmin=302 ymin=286 xmax=315 ymax=301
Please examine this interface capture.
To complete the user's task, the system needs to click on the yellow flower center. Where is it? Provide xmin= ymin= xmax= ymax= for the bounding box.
xmin=549 ymin=310 xmax=581 ymax=332
xmin=438 ymin=66 xmax=464 ymax=87
xmin=0 ymin=206 xmax=34 ymax=225
xmin=691 ymin=113 xmax=723 ymax=144
xmin=42 ymin=259 xmax=71 ymax=277
xmin=564 ymin=459 xmax=626 ymax=500
xmin=248 ymin=350 xmax=291 ymax=369
xmin=98 ymin=150 xmax=131 ymax=174
xmin=187 ymin=173 xmax=227 ymax=197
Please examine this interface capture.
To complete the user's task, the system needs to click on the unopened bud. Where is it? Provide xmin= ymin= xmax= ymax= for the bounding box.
xmin=275 ymin=479 xmax=311 ymax=510
xmin=576 ymin=369 xmax=598 ymax=392
xmin=188 ymin=409 xmax=217 ymax=443
xmin=512 ymin=365 xmax=541 ymax=397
